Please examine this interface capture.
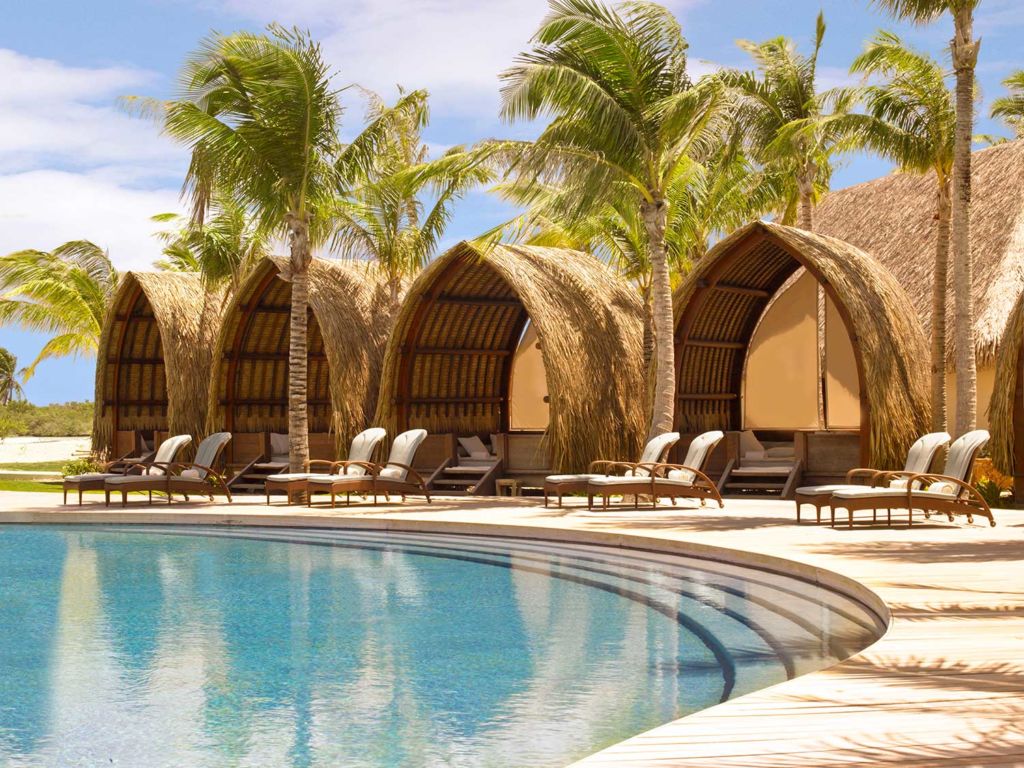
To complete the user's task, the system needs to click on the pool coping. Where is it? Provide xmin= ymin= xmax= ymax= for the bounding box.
xmin=1 ymin=493 xmax=1022 ymax=766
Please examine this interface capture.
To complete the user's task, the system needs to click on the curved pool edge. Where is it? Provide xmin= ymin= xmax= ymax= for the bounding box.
xmin=1 ymin=492 xmax=1021 ymax=766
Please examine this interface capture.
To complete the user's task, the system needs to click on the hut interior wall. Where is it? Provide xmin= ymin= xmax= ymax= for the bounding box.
xmin=509 ymin=322 xmax=549 ymax=430
xmin=675 ymin=235 xmax=867 ymax=454
xmin=216 ymin=270 xmax=333 ymax=437
xmin=393 ymin=253 xmax=531 ymax=436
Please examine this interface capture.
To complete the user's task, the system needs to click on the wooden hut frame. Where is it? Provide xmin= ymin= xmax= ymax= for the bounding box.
xmin=93 ymin=272 xmax=219 ymax=458
xmin=989 ymin=290 xmax=1024 ymax=492
xmin=207 ymin=257 xmax=397 ymax=461
xmin=374 ymin=241 xmax=646 ymax=474
xmin=673 ymin=222 xmax=930 ymax=469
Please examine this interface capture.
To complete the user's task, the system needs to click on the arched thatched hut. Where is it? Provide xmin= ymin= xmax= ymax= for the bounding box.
xmin=374 ymin=241 xmax=646 ymax=476
xmin=93 ymin=271 xmax=220 ymax=458
xmin=989 ymin=292 xmax=1024 ymax=488
xmin=208 ymin=257 xmax=397 ymax=465
xmin=673 ymin=222 xmax=929 ymax=475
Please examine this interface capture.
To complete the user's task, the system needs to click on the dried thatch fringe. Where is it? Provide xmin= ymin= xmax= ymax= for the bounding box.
xmin=815 ymin=140 xmax=1024 ymax=369
xmin=93 ymin=272 xmax=221 ymax=456
xmin=374 ymin=241 xmax=646 ymax=473
xmin=989 ymin=291 xmax=1024 ymax=474
xmin=207 ymin=257 xmax=400 ymax=456
xmin=674 ymin=222 xmax=930 ymax=469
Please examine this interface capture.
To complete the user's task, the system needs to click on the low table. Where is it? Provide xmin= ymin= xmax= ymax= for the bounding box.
xmin=496 ymin=478 xmax=521 ymax=497
xmin=264 ymin=475 xmax=308 ymax=505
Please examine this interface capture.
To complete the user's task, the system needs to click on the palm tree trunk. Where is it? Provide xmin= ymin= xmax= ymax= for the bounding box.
xmin=931 ymin=181 xmax=951 ymax=432
xmin=641 ymin=198 xmax=675 ymax=439
xmin=795 ymin=164 xmax=825 ymax=427
xmin=951 ymin=7 xmax=979 ymax=436
xmin=641 ymin=285 xmax=654 ymax=370
xmin=287 ymin=214 xmax=312 ymax=473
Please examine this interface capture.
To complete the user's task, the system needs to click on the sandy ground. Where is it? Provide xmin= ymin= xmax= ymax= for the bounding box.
xmin=0 ymin=436 xmax=90 ymax=464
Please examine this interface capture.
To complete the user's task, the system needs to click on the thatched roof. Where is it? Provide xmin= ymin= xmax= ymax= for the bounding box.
xmin=988 ymin=290 xmax=1024 ymax=474
xmin=814 ymin=140 xmax=1024 ymax=369
xmin=673 ymin=221 xmax=930 ymax=468
xmin=207 ymin=257 xmax=398 ymax=454
xmin=93 ymin=271 xmax=220 ymax=455
xmin=374 ymin=241 xmax=646 ymax=473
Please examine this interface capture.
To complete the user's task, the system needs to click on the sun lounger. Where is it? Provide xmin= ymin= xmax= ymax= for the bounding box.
xmin=104 ymin=433 xmax=232 ymax=507
xmin=794 ymin=431 xmax=950 ymax=524
xmin=264 ymin=428 xmax=387 ymax=505
xmin=543 ymin=432 xmax=680 ymax=508
xmin=306 ymin=429 xmax=430 ymax=507
xmin=587 ymin=430 xmax=724 ymax=510
xmin=63 ymin=434 xmax=192 ymax=505
xmin=830 ymin=430 xmax=993 ymax=527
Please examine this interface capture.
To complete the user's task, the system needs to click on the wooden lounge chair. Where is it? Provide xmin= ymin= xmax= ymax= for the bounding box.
xmin=104 ymin=433 xmax=231 ymax=507
xmin=831 ymin=430 xmax=993 ymax=527
xmin=63 ymin=434 xmax=192 ymax=505
xmin=264 ymin=428 xmax=388 ymax=505
xmin=543 ymin=432 xmax=680 ymax=508
xmin=165 ymin=432 xmax=234 ymax=503
xmin=794 ymin=431 xmax=950 ymax=525
xmin=306 ymin=429 xmax=431 ymax=507
xmin=587 ymin=431 xmax=724 ymax=510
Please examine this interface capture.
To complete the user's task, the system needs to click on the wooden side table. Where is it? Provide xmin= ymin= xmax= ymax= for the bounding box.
xmin=496 ymin=478 xmax=521 ymax=497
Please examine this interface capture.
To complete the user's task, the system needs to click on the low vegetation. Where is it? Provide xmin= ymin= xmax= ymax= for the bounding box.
xmin=0 ymin=401 xmax=92 ymax=437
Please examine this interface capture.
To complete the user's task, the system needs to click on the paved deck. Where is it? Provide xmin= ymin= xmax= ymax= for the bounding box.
xmin=1 ymin=491 xmax=1022 ymax=767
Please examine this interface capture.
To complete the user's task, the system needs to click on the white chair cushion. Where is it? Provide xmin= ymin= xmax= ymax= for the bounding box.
xmin=381 ymin=429 xmax=428 ymax=481
xmin=65 ymin=473 xmax=120 ymax=482
xmin=106 ymin=474 xmax=162 ymax=486
xmin=796 ymin=484 xmax=853 ymax=495
xmin=269 ymin=432 xmax=289 ymax=456
xmin=925 ymin=481 xmax=957 ymax=496
xmin=178 ymin=469 xmax=202 ymax=479
xmin=660 ymin=469 xmax=695 ymax=486
xmin=546 ymin=474 xmax=601 ymax=484
xmin=265 ymin=473 xmax=312 ymax=482
xmin=832 ymin=487 xmax=904 ymax=500
xmin=458 ymin=435 xmax=492 ymax=459
xmin=349 ymin=428 xmax=387 ymax=464
xmin=638 ymin=432 xmax=680 ymax=464
xmin=682 ymin=431 xmax=724 ymax=471
xmin=589 ymin=475 xmax=649 ymax=487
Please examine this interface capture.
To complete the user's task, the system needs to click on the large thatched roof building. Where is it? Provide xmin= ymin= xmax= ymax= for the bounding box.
xmin=208 ymin=257 xmax=398 ymax=461
xmin=673 ymin=222 xmax=930 ymax=469
xmin=989 ymin=291 xmax=1024 ymax=481
xmin=814 ymin=140 xmax=1024 ymax=428
xmin=374 ymin=241 xmax=646 ymax=473
xmin=93 ymin=271 xmax=221 ymax=457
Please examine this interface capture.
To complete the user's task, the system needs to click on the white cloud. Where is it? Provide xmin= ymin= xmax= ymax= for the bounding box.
xmin=0 ymin=48 xmax=184 ymax=177
xmin=0 ymin=170 xmax=181 ymax=270
xmin=203 ymin=0 xmax=703 ymax=114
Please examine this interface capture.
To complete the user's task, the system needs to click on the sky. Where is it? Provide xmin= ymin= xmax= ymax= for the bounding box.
xmin=2 ymin=0 xmax=1022 ymax=404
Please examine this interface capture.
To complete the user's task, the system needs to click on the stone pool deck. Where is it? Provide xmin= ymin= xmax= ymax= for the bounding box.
xmin=1 ymin=491 xmax=1022 ymax=767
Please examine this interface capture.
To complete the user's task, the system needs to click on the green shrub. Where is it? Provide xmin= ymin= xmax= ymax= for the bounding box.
xmin=974 ymin=478 xmax=1005 ymax=508
xmin=60 ymin=455 xmax=103 ymax=477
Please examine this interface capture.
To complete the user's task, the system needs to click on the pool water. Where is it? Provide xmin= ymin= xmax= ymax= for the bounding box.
xmin=0 ymin=526 xmax=883 ymax=767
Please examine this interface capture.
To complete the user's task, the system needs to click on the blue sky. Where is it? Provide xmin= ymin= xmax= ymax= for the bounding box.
xmin=2 ymin=0 xmax=1022 ymax=403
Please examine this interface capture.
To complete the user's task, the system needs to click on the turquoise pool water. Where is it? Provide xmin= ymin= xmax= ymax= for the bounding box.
xmin=0 ymin=526 xmax=883 ymax=767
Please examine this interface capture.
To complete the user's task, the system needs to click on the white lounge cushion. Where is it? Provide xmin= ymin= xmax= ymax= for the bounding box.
xmin=266 ymin=473 xmax=315 ymax=482
xmin=832 ymin=486 xmax=906 ymax=500
xmin=925 ymin=481 xmax=957 ymax=496
xmin=379 ymin=429 xmax=428 ymax=481
xmin=739 ymin=430 xmax=763 ymax=456
xmin=65 ymin=472 xmax=121 ymax=482
xmin=658 ymin=469 xmax=695 ymax=486
xmin=797 ymin=484 xmax=856 ymax=495
xmin=269 ymin=432 xmax=289 ymax=456
xmin=588 ymin=475 xmax=651 ymax=487
xmin=178 ymin=469 xmax=202 ymax=479
xmin=546 ymin=473 xmax=602 ymax=484
xmin=106 ymin=474 xmax=162 ymax=487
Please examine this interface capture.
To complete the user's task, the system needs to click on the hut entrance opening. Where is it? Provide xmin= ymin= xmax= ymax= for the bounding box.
xmin=675 ymin=229 xmax=868 ymax=491
xmin=218 ymin=267 xmax=333 ymax=466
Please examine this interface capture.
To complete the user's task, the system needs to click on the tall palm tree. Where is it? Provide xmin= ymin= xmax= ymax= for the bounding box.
xmin=872 ymin=0 xmax=980 ymax=436
xmin=332 ymin=91 xmax=494 ymax=304
xmin=144 ymin=26 xmax=424 ymax=472
xmin=499 ymin=0 xmax=731 ymax=439
xmin=991 ymin=70 xmax=1024 ymax=138
xmin=849 ymin=31 xmax=955 ymax=432
xmin=722 ymin=13 xmax=855 ymax=231
xmin=0 ymin=348 xmax=25 ymax=405
xmin=0 ymin=240 xmax=118 ymax=380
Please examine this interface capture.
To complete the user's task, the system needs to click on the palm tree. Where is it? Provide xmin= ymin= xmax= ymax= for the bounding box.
xmin=331 ymin=91 xmax=494 ymax=304
xmin=0 ymin=348 xmax=25 ymax=405
xmin=722 ymin=12 xmax=855 ymax=231
xmin=0 ymin=240 xmax=118 ymax=380
xmin=144 ymin=26 xmax=424 ymax=472
xmin=493 ymin=141 xmax=782 ymax=367
xmin=872 ymin=0 xmax=980 ymax=437
xmin=991 ymin=71 xmax=1024 ymax=138
xmin=499 ymin=0 xmax=731 ymax=439
xmin=849 ymin=31 xmax=955 ymax=431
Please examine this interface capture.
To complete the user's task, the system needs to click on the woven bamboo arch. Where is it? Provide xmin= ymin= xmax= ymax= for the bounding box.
xmin=93 ymin=272 xmax=219 ymax=456
xmin=673 ymin=222 xmax=930 ymax=468
xmin=207 ymin=257 xmax=398 ymax=454
xmin=375 ymin=241 xmax=646 ymax=473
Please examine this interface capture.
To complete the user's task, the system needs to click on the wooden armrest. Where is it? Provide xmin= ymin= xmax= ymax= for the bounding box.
xmin=650 ymin=462 xmax=716 ymax=487
xmin=304 ymin=460 xmax=339 ymax=472
xmin=589 ymin=460 xmax=640 ymax=474
xmin=905 ymin=473 xmax=977 ymax=497
xmin=383 ymin=462 xmax=427 ymax=485
xmin=167 ymin=462 xmax=226 ymax=482
xmin=335 ymin=460 xmax=378 ymax=475
xmin=845 ymin=467 xmax=882 ymax=484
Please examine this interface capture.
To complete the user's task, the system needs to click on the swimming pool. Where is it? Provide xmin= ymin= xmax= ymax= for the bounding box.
xmin=0 ymin=525 xmax=883 ymax=767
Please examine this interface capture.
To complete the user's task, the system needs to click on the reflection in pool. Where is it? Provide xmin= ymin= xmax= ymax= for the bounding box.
xmin=0 ymin=526 xmax=883 ymax=767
